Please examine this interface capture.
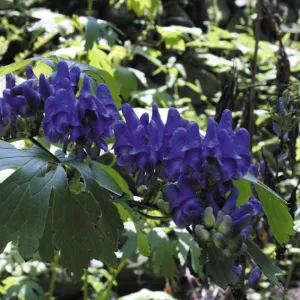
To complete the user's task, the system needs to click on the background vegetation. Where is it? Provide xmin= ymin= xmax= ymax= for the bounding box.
xmin=0 ymin=0 xmax=299 ymax=299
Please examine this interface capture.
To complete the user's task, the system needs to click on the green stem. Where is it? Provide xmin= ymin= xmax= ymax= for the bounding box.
xmin=48 ymin=252 xmax=59 ymax=299
xmin=88 ymin=0 xmax=93 ymax=16
xmin=101 ymin=259 xmax=127 ymax=300
xmin=285 ymin=237 xmax=300 ymax=291
xmin=29 ymin=137 xmax=61 ymax=163
xmin=83 ymin=268 xmax=89 ymax=300
xmin=249 ymin=0 xmax=261 ymax=151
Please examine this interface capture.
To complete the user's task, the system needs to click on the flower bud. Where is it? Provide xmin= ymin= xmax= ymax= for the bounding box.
xmin=248 ymin=266 xmax=262 ymax=289
xmin=203 ymin=207 xmax=216 ymax=228
xmin=216 ymin=211 xmax=225 ymax=227
xmin=228 ymin=234 xmax=246 ymax=253
xmin=195 ymin=225 xmax=210 ymax=242
xmin=16 ymin=117 xmax=25 ymax=132
xmin=137 ymin=185 xmax=148 ymax=196
xmin=157 ymin=199 xmax=170 ymax=214
xmin=217 ymin=215 xmax=233 ymax=237
xmin=213 ymin=232 xmax=228 ymax=249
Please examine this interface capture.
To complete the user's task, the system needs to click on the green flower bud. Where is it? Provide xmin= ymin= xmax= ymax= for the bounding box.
xmin=227 ymin=234 xmax=246 ymax=253
xmin=137 ymin=185 xmax=148 ymax=196
xmin=157 ymin=199 xmax=170 ymax=214
xmin=16 ymin=117 xmax=25 ymax=132
xmin=213 ymin=232 xmax=228 ymax=249
xmin=217 ymin=215 xmax=233 ymax=237
xmin=195 ymin=225 xmax=210 ymax=242
xmin=154 ymin=191 xmax=163 ymax=202
xmin=203 ymin=207 xmax=216 ymax=228
xmin=216 ymin=211 xmax=225 ymax=227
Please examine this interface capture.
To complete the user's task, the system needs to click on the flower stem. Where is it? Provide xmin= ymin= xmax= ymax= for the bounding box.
xmin=29 ymin=137 xmax=61 ymax=163
xmin=48 ymin=252 xmax=59 ymax=298
xmin=83 ymin=268 xmax=89 ymax=300
xmin=88 ymin=0 xmax=93 ymax=16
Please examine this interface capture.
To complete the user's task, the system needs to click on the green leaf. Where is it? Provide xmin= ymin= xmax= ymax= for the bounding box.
xmin=91 ymin=162 xmax=150 ymax=256
xmin=84 ymin=16 xmax=100 ymax=51
xmin=117 ymin=202 xmax=150 ymax=257
xmin=115 ymin=66 xmax=138 ymax=100
xmin=90 ymin=161 xmax=133 ymax=197
xmin=120 ymin=222 xmax=139 ymax=259
xmin=246 ymin=239 xmax=282 ymax=286
xmin=233 ymin=178 xmax=252 ymax=206
xmin=69 ymin=162 xmax=124 ymax=267
xmin=174 ymin=229 xmax=203 ymax=279
xmin=0 ymin=57 xmax=56 ymax=77
xmin=204 ymin=246 xmax=238 ymax=288
xmin=148 ymin=228 xmax=177 ymax=278
xmin=41 ymin=163 xmax=123 ymax=282
xmin=0 ymin=140 xmax=52 ymax=171
xmin=0 ymin=141 xmax=58 ymax=259
xmin=118 ymin=288 xmax=176 ymax=300
xmin=243 ymin=173 xmax=295 ymax=244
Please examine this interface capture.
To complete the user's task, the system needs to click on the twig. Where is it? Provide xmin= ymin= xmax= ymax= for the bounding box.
xmin=83 ymin=268 xmax=89 ymax=300
xmin=248 ymin=0 xmax=261 ymax=150
xmin=48 ymin=252 xmax=59 ymax=298
xmin=29 ymin=137 xmax=61 ymax=163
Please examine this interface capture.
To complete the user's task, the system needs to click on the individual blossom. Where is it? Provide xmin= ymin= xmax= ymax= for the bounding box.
xmin=248 ymin=266 xmax=262 ymax=289
xmin=3 ymin=66 xmax=42 ymax=119
xmin=166 ymin=175 xmax=203 ymax=228
xmin=192 ymin=110 xmax=252 ymax=185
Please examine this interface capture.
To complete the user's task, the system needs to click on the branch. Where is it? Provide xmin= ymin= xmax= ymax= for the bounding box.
xmin=29 ymin=137 xmax=61 ymax=163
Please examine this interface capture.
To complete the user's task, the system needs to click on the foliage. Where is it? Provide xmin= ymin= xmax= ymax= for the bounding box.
xmin=0 ymin=0 xmax=299 ymax=299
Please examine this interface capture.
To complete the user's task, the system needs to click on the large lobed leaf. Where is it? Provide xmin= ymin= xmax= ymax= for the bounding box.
xmin=0 ymin=140 xmax=124 ymax=281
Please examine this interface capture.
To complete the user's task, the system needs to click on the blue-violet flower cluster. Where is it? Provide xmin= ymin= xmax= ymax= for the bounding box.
xmin=113 ymin=104 xmax=263 ymax=256
xmin=0 ymin=60 xmax=118 ymax=160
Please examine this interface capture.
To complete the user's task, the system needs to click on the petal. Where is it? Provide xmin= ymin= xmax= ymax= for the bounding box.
xmin=219 ymin=109 xmax=234 ymax=137
xmin=164 ymin=108 xmax=181 ymax=137
xmin=222 ymin=187 xmax=238 ymax=214
xmin=39 ymin=74 xmax=54 ymax=100
xmin=43 ymin=121 xmax=62 ymax=143
xmin=5 ymin=74 xmax=16 ymax=89
xmin=26 ymin=65 xmax=36 ymax=80
xmin=122 ymin=104 xmax=141 ymax=131
xmin=52 ymin=60 xmax=70 ymax=86
xmin=151 ymin=103 xmax=164 ymax=143
xmin=23 ymin=85 xmax=41 ymax=109
xmin=52 ymin=112 xmax=72 ymax=134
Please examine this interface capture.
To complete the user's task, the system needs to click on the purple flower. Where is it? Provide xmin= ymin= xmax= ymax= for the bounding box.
xmin=43 ymin=74 xmax=117 ymax=160
xmin=113 ymin=103 xmax=201 ymax=182
xmin=248 ymin=266 xmax=262 ymax=289
xmin=166 ymin=175 xmax=203 ymax=228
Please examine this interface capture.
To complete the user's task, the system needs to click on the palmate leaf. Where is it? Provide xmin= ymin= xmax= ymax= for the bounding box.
xmin=234 ymin=173 xmax=295 ymax=244
xmin=42 ymin=165 xmax=120 ymax=282
xmin=0 ymin=141 xmax=58 ymax=258
xmin=90 ymin=161 xmax=150 ymax=257
xmin=174 ymin=229 xmax=204 ymax=280
xmin=148 ymin=228 xmax=177 ymax=278
xmin=203 ymin=246 xmax=238 ymax=289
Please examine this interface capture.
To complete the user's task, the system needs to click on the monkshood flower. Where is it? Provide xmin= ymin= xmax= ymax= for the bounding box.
xmin=191 ymin=110 xmax=252 ymax=184
xmin=113 ymin=105 xmax=252 ymax=188
xmin=248 ymin=266 xmax=262 ymax=289
xmin=44 ymin=75 xmax=118 ymax=160
xmin=166 ymin=175 xmax=203 ymax=228
xmin=113 ymin=103 xmax=201 ymax=183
